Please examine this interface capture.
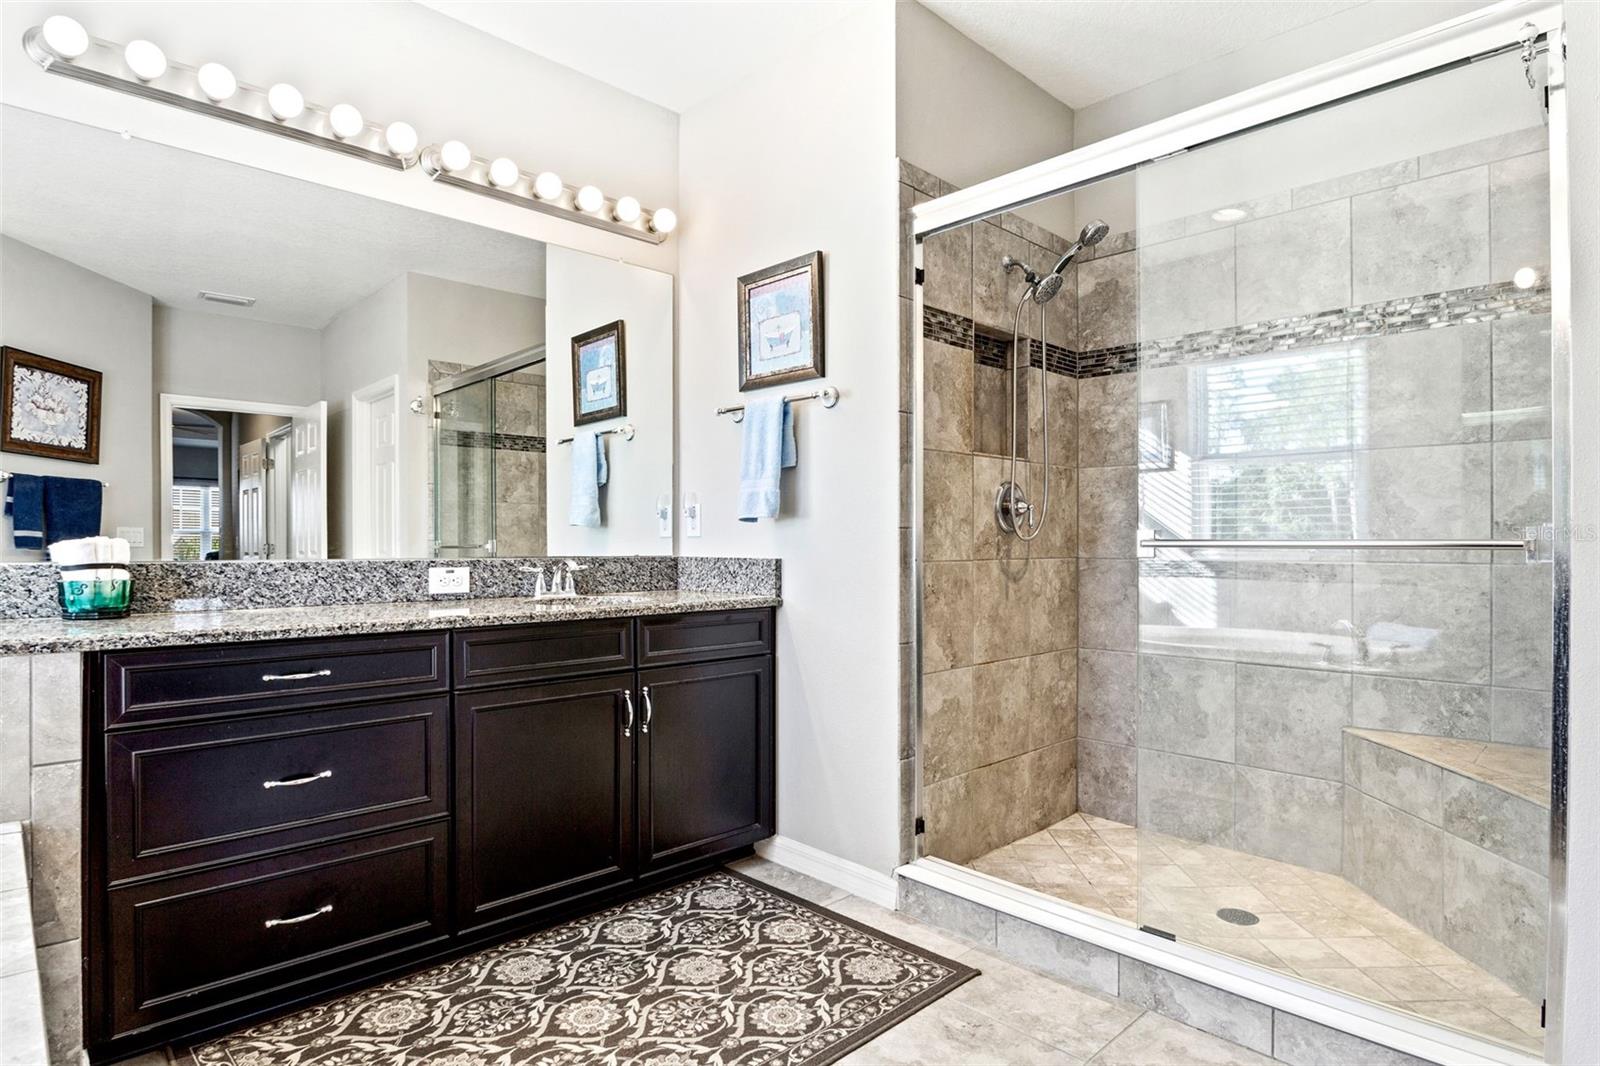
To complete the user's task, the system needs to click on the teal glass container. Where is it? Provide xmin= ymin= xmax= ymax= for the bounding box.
xmin=57 ymin=568 xmax=132 ymax=620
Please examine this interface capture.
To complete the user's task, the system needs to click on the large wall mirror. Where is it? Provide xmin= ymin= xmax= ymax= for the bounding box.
xmin=0 ymin=106 xmax=674 ymax=562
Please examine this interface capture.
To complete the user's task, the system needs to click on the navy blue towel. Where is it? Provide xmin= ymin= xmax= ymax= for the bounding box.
xmin=4 ymin=473 xmax=44 ymax=550
xmin=42 ymin=476 xmax=102 ymax=544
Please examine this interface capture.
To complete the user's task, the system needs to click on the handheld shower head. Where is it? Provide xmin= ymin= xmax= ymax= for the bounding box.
xmin=1049 ymin=218 xmax=1112 ymax=275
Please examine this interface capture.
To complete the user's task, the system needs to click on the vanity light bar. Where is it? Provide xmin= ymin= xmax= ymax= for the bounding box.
xmin=22 ymin=19 xmax=416 ymax=170
xmin=21 ymin=16 xmax=680 ymax=244
xmin=418 ymin=143 xmax=673 ymax=244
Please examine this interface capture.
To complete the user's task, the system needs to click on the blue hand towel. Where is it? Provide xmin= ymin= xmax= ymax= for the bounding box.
xmin=738 ymin=398 xmax=796 ymax=522
xmin=43 ymin=476 xmax=103 ymax=544
xmin=568 ymin=430 xmax=608 ymax=527
xmin=4 ymin=473 xmax=44 ymax=550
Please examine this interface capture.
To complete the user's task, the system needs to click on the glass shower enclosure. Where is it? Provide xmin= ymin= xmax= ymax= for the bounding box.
xmin=913 ymin=22 xmax=1562 ymax=1058
xmin=431 ymin=345 xmax=547 ymax=559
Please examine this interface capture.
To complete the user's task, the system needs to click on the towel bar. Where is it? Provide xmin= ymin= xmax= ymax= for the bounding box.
xmin=555 ymin=424 xmax=635 ymax=446
xmin=1 ymin=470 xmax=110 ymax=487
xmin=718 ymin=386 xmax=840 ymax=423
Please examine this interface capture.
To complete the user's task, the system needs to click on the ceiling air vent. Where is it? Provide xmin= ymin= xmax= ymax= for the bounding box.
xmin=198 ymin=290 xmax=256 ymax=307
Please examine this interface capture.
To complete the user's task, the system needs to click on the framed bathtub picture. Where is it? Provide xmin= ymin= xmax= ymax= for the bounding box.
xmin=738 ymin=251 xmax=824 ymax=391
xmin=570 ymin=319 xmax=627 ymax=426
xmin=1 ymin=347 xmax=102 ymax=463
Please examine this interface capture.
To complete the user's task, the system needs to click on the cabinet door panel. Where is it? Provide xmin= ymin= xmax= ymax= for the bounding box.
xmin=638 ymin=657 xmax=773 ymax=872
xmin=455 ymin=675 xmax=635 ymax=931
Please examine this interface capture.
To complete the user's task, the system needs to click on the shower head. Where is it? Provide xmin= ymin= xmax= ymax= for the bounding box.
xmin=1049 ymin=218 xmax=1112 ymax=275
xmin=1032 ymin=271 xmax=1065 ymax=304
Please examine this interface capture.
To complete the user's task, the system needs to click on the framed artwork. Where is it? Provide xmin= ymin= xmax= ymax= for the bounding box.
xmin=1 ymin=347 xmax=102 ymax=463
xmin=570 ymin=320 xmax=627 ymax=425
xmin=738 ymin=251 xmax=824 ymax=391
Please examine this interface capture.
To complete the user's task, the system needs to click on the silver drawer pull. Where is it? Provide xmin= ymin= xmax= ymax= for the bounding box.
xmin=264 ymin=903 xmax=333 ymax=928
xmin=261 ymin=669 xmax=333 ymax=682
xmin=263 ymin=770 xmax=333 ymax=790
xmin=622 ymin=690 xmax=635 ymax=738
xmin=641 ymin=686 xmax=654 ymax=734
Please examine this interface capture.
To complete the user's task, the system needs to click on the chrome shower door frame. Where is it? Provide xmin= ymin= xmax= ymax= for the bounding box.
xmin=908 ymin=2 xmax=1571 ymax=1061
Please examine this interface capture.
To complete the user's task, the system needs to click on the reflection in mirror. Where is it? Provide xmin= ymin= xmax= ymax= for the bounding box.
xmin=0 ymin=106 xmax=673 ymax=561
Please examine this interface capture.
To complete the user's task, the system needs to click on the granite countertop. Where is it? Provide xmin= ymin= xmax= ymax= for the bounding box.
xmin=0 ymin=590 xmax=781 ymax=655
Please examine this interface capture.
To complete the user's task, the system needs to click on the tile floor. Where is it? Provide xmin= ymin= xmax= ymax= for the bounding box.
xmin=112 ymin=854 xmax=1281 ymax=1066
xmin=967 ymin=813 xmax=1543 ymax=1054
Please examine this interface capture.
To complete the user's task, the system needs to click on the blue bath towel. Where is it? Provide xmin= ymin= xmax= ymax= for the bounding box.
xmin=43 ymin=476 xmax=102 ymax=544
xmin=737 ymin=398 xmax=796 ymax=522
xmin=568 ymin=430 xmax=608 ymax=527
xmin=4 ymin=473 xmax=44 ymax=550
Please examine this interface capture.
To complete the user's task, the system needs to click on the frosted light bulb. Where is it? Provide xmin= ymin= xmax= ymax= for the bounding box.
xmin=439 ymin=140 xmax=472 ymax=173
xmin=533 ymin=172 xmax=563 ymax=200
xmin=383 ymin=121 xmax=418 ymax=158
xmin=1513 ymin=266 xmax=1541 ymax=290
xmin=196 ymin=62 xmax=237 ymax=102
xmin=40 ymin=16 xmax=89 ymax=60
xmin=575 ymin=185 xmax=604 ymax=213
xmin=649 ymin=208 xmax=678 ymax=234
xmin=124 ymin=39 xmax=167 ymax=81
xmin=613 ymin=196 xmax=641 ymax=224
xmin=488 ymin=157 xmax=520 ymax=188
xmin=328 ymin=103 xmax=364 ymax=140
xmin=267 ymin=83 xmax=305 ymax=121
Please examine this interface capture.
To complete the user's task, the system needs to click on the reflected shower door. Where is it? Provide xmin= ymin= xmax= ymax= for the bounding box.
xmin=433 ymin=378 xmax=496 ymax=558
xmin=1132 ymin=48 xmax=1552 ymax=1053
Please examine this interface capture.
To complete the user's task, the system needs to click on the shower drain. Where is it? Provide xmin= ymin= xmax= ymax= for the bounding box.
xmin=1216 ymin=907 xmax=1261 ymax=926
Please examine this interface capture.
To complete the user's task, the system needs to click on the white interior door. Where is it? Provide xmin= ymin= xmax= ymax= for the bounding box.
xmin=290 ymin=401 xmax=329 ymax=559
xmin=352 ymin=378 xmax=401 ymax=557
xmin=238 ymin=440 xmax=265 ymax=560
xmin=266 ymin=430 xmax=292 ymax=560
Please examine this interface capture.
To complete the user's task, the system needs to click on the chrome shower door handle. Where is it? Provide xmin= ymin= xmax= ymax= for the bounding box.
xmin=641 ymin=686 xmax=653 ymax=734
xmin=622 ymin=689 xmax=635 ymax=738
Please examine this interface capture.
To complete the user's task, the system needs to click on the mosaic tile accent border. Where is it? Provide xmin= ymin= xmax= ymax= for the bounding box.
xmin=923 ymin=281 xmax=1550 ymax=380
xmin=439 ymin=428 xmax=547 ymax=453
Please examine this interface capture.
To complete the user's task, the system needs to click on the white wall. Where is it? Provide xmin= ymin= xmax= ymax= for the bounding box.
xmin=896 ymin=0 xmax=1076 ymax=234
xmin=678 ymin=4 xmax=902 ymax=874
xmin=153 ymin=305 xmax=322 ymax=404
xmin=1554 ymin=5 xmax=1600 ymax=1060
xmin=0 ymin=1 xmax=679 ymax=275
xmin=320 ymin=276 xmax=409 ymax=557
xmin=544 ymin=247 xmax=674 ymax=558
xmin=0 ymin=236 xmax=155 ymax=560
xmin=407 ymin=273 xmax=545 ymax=374
xmin=1069 ymin=0 xmax=1492 ymax=230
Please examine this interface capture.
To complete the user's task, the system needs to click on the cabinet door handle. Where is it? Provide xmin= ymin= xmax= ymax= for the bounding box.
xmin=261 ymin=669 xmax=333 ymax=682
xmin=622 ymin=689 xmax=635 ymax=738
xmin=263 ymin=770 xmax=333 ymax=790
xmin=264 ymin=903 xmax=333 ymax=928
xmin=641 ymin=686 xmax=654 ymax=734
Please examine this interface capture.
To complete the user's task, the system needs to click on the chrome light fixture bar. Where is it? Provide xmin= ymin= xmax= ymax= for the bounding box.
xmin=22 ymin=18 xmax=419 ymax=170
xmin=418 ymin=142 xmax=673 ymax=245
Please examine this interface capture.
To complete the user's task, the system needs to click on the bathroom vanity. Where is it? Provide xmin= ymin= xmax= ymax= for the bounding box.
xmin=65 ymin=599 xmax=775 ymax=1060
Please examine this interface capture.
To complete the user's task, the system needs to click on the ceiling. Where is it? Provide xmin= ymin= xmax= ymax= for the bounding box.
xmin=415 ymin=0 xmax=861 ymax=113
xmin=1 ymin=108 xmax=545 ymax=330
xmin=921 ymin=0 xmax=1364 ymax=109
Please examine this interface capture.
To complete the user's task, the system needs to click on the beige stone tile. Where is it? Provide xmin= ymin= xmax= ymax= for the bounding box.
xmin=1049 ymin=828 xmax=1100 ymax=849
xmin=1402 ymin=1000 xmax=1533 ymax=1046
xmin=1383 ymin=931 xmax=1465 ymax=967
xmin=1087 ymin=1012 xmax=1275 ymax=1066
xmin=1282 ymin=911 xmax=1376 ymax=938
xmin=839 ymin=997 xmax=1068 ymax=1065
xmin=1244 ymin=913 xmax=1311 ymax=939
xmin=1483 ymin=995 xmax=1546 ymax=1037
xmin=725 ymin=856 xmax=847 ymax=905
xmin=1323 ymin=937 xmax=1417 ymax=969
xmin=1259 ymin=937 xmax=1349 ymax=969
xmin=1366 ymin=965 xmax=1464 ymax=1001
xmin=1429 ymin=964 xmax=1521 ymax=999
xmin=1296 ymin=967 xmax=1395 ymax=1001
xmin=826 ymin=895 xmax=979 ymax=961
xmin=1012 ymin=842 xmax=1068 ymax=865
xmin=948 ymin=950 xmax=1140 ymax=1061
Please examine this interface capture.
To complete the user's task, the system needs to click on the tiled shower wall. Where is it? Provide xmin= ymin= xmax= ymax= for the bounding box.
xmin=908 ymin=123 xmax=1555 ymax=883
xmin=906 ymin=161 xmax=1081 ymax=865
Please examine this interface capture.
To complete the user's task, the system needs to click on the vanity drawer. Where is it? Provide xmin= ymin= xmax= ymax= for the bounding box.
xmin=637 ymin=609 xmax=775 ymax=666
xmin=453 ymin=619 xmax=633 ymax=689
xmin=106 ymin=822 xmax=449 ymax=1037
xmin=104 ymin=697 xmax=448 ymax=880
xmin=103 ymin=632 xmax=449 ymax=728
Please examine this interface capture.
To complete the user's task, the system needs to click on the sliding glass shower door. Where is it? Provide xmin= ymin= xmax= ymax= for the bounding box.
xmin=1131 ymin=47 xmax=1553 ymax=1053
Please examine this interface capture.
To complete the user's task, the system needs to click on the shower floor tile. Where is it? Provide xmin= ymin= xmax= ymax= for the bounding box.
xmin=966 ymin=813 xmax=1543 ymax=1055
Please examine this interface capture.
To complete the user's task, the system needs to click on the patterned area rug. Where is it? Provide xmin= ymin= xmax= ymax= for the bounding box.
xmin=183 ymin=869 xmax=976 ymax=1066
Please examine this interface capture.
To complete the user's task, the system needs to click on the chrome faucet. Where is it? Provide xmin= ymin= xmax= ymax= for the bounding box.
xmin=1333 ymin=619 xmax=1369 ymax=665
xmin=556 ymin=558 xmax=589 ymax=596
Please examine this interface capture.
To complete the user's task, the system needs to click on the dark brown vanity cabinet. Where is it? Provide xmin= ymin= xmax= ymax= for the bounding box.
xmin=86 ymin=608 xmax=774 ymax=1061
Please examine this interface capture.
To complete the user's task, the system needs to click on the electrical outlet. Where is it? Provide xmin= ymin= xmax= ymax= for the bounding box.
xmin=428 ymin=566 xmax=470 ymax=595
xmin=115 ymin=526 xmax=145 ymax=547
xmin=684 ymin=493 xmax=701 ymax=538
xmin=657 ymin=494 xmax=672 ymax=538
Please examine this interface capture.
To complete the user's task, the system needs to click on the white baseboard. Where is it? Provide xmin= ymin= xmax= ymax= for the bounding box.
xmin=753 ymin=835 xmax=899 ymax=909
